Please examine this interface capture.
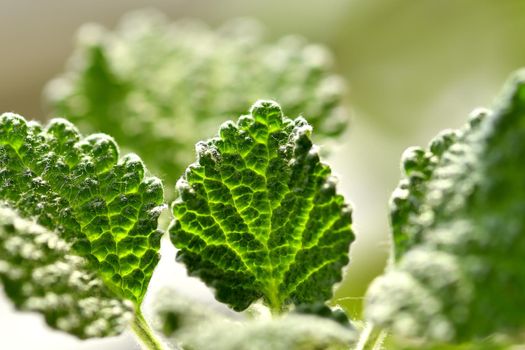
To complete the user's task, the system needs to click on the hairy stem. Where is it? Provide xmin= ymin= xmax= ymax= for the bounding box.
xmin=371 ymin=329 xmax=388 ymax=350
xmin=132 ymin=308 xmax=165 ymax=350
xmin=266 ymin=283 xmax=283 ymax=316
xmin=355 ymin=323 xmax=388 ymax=350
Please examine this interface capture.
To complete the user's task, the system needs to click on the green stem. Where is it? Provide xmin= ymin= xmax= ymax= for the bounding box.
xmin=355 ymin=323 xmax=388 ymax=350
xmin=132 ymin=308 xmax=165 ymax=350
xmin=269 ymin=300 xmax=283 ymax=316
xmin=372 ymin=328 xmax=388 ymax=350
xmin=266 ymin=283 xmax=283 ymax=316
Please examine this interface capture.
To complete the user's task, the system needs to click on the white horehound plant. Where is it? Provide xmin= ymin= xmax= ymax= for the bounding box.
xmin=5 ymin=70 xmax=525 ymax=348
xmin=3 ymin=8 xmax=525 ymax=350
xmin=0 ymin=101 xmax=357 ymax=350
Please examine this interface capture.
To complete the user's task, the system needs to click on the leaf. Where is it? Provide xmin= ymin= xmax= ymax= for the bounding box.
xmin=0 ymin=113 xmax=164 ymax=307
xmin=179 ymin=315 xmax=357 ymax=350
xmin=169 ymin=100 xmax=354 ymax=312
xmin=45 ymin=9 xmax=349 ymax=189
xmin=293 ymin=303 xmax=353 ymax=328
xmin=0 ymin=204 xmax=133 ymax=338
xmin=365 ymin=71 xmax=525 ymax=342
xmin=151 ymin=287 xmax=357 ymax=350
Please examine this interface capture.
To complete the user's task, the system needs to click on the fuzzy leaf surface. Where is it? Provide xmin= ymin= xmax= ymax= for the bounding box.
xmin=366 ymin=71 xmax=525 ymax=343
xmin=152 ymin=287 xmax=357 ymax=350
xmin=0 ymin=113 xmax=164 ymax=305
xmin=46 ymin=10 xmax=348 ymax=188
xmin=169 ymin=100 xmax=354 ymax=311
xmin=0 ymin=204 xmax=133 ymax=338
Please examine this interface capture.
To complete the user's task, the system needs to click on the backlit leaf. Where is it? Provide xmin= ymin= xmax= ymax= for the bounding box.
xmin=169 ymin=100 xmax=354 ymax=312
xmin=0 ymin=113 xmax=164 ymax=336
xmin=0 ymin=204 xmax=133 ymax=338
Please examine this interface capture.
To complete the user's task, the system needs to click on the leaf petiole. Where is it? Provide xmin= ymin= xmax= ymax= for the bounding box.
xmin=355 ymin=323 xmax=387 ymax=350
xmin=132 ymin=308 xmax=167 ymax=350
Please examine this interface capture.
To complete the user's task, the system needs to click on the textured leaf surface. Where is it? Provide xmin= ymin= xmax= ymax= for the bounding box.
xmin=366 ymin=71 xmax=525 ymax=342
xmin=46 ymin=9 xmax=348 ymax=188
xmin=0 ymin=113 xmax=164 ymax=305
xmin=0 ymin=204 xmax=133 ymax=338
xmin=152 ymin=288 xmax=357 ymax=350
xmin=169 ymin=100 xmax=354 ymax=311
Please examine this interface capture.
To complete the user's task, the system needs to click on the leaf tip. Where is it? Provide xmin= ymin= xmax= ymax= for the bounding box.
xmin=250 ymin=99 xmax=283 ymax=126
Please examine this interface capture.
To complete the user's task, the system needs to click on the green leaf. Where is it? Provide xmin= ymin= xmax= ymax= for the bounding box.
xmin=0 ymin=204 xmax=133 ymax=338
xmin=389 ymin=137 xmax=456 ymax=260
xmin=152 ymin=287 xmax=358 ymax=350
xmin=0 ymin=113 xmax=164 ymax=306
xmin=169 ymin=100 xmax=354 ymax=312
xmin=365 ymin=71 xmax=525 ymax=342
xmin=46 ymin=9 xmax=349 ymax=189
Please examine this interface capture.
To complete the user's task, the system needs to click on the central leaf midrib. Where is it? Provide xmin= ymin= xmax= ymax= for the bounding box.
xmin=233 ymin=116 xmax=321 ymax=308
xmin=214 ymin=115 xmax=283 ymax=305
xmin=213 ymin=129 xmax=273 ymax=280
xmin=267 ymin=128 xmax=321 ymax=304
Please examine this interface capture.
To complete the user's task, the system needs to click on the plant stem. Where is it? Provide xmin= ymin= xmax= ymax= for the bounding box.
xmin=355 ymin=322 xmax=373 ymax=350
xmin=132 ymin=308 xmax=165 ymax=350
xmin=266 ymin=283 xmax=283 ymax=316
xmin=372 ymin=329 xmax=388 ymax=350
xmin=355 ymin=323 xmax=388 ymax=350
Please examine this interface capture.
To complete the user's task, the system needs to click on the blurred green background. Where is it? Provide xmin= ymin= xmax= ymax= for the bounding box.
xmin=1 ymin=1 xmax=524 ymax=349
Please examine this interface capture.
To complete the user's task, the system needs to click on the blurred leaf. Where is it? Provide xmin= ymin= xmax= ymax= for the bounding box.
xmin=183 ymin=314 xmax=357 ymax=350
xmin=365 ymin=70 xmax=525 ymax=343
xmin=0 ymin=204 xmax=133 ymax=338
xmin=152 ymin=288 xmax=357 ymax=350
xmin=46 ymin=9 xmax=348 ymax=191
xmin=293 ymin=303 xmax=352 ymax=329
